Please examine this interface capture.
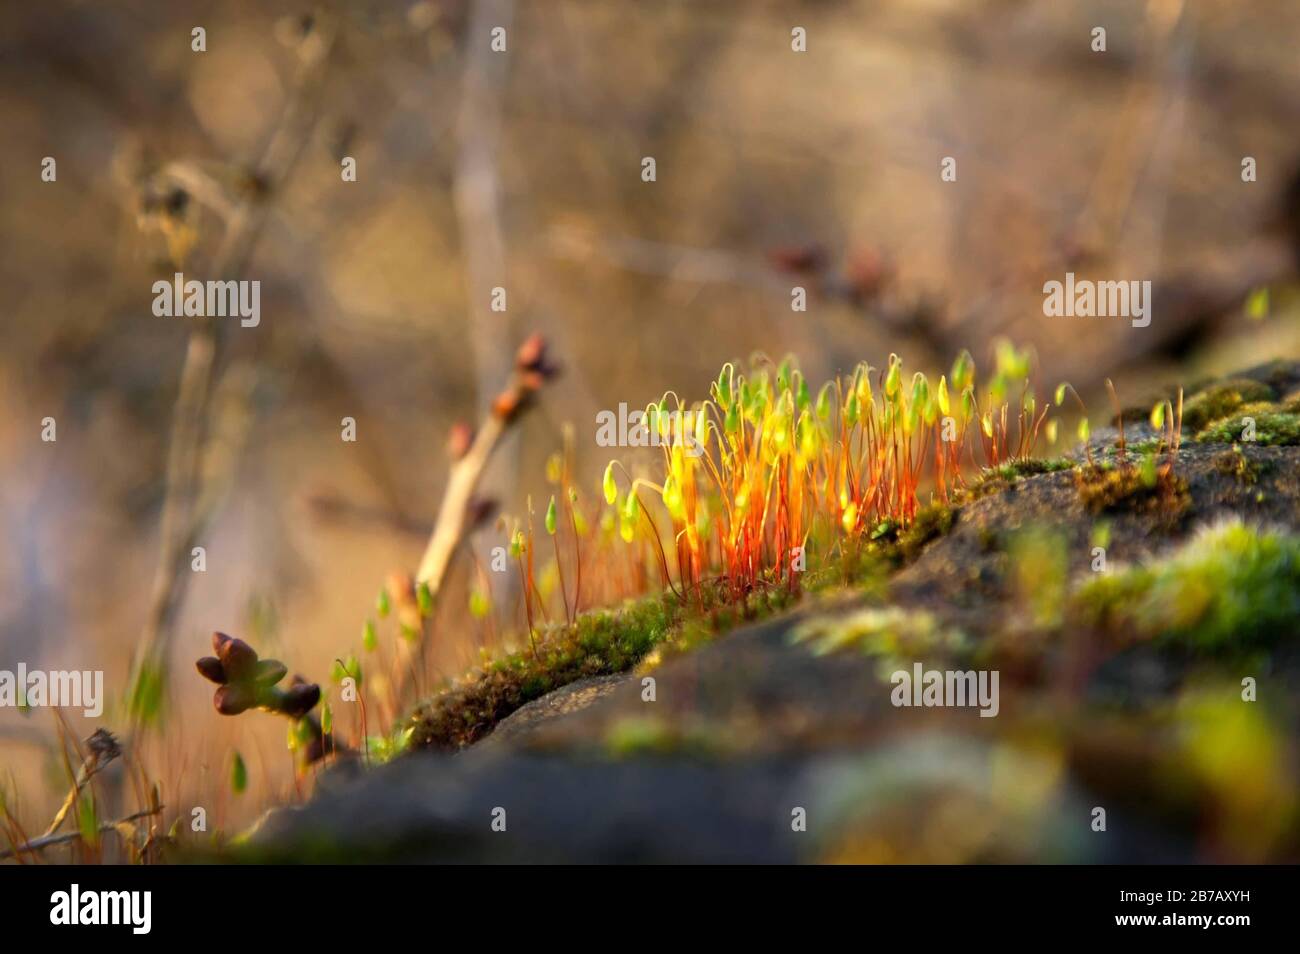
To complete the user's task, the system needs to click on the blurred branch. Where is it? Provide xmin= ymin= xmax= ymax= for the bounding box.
xmin=1073 ymin=0 xmax=1190 ymax=256
xmin=415 ymin=335 xmax=558 ymax=594
xmin=547 ymin=223 xmax=787 ymax=290
xmin=547 ymin=224 xmax=949 ymax=351
xmin=129 ymin=12 xmax=338 ymax=721
xmin=391 ymin=335 xmax=557 ymax=707
xmin=454 ymin=0 xmax=516 ymax=414
xmin=306 ymin=491 xmax=431 ymax=539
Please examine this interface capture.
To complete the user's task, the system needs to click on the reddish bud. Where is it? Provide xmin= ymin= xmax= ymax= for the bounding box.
xmin=766 ymin=243 xmax=826 ymax=275
xmin=281 ymin=683 xmax=321 ymax=718
xmin=843 ymin=246 xmax=893 ymax=303
xmin=492 ymin=389 xmax=524 ymax=421
xmin=214 ymin=683 xmax=256 ymax=715
xmin=196 ymin=656 xmax=227 ymax=684
xmin=515 ymin=333 xmax=546 ymax=372
xmin=216 ymin=635 xmax=259 ymax=682
xmin=447 ymin=422 xmax=474 ymax=460
xmin=519 ymin=370 xmax=548 ymax=392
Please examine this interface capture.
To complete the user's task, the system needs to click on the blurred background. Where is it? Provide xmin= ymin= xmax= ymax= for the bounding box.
xmin=2 ymin=0 xmax=1299 ymax=828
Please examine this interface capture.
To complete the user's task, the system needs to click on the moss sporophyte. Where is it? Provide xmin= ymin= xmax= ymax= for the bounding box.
xmin=597 ymin=345 xmax=1076 ymax=602
xmin=405 ymin=346 xmax=1119 ymax=748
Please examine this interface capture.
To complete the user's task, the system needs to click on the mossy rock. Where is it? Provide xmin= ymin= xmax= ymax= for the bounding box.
xmin=242 ymin=364 xmax=1300 ymax=864
xmin=1196 ymin=405 xmax=1300 ymax=446
xmin=1180 ymin=378 xmax=1276 ymax=432
xmin=1073 ymin=518 xmax=1300 ymax=652
xmin=1073 ymin=459 xmax=1190 ymax=519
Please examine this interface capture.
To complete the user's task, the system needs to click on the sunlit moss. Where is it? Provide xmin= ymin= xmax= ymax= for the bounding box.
xmin=1180 ymin=378 xmax=1275 ymax=432
xmin=791 ymin=605 xmax=968 ymax=673
xmin=1174 ymin=688 xmax=1296 ymax=859
xmin=600 ymin=346 xmax=1055 ymax=601
xmin=1196 ymin=405 xmax=1300 ymax=446
xmin=1008 ymin=526 xmax=1068 ymax=629
xmin=408 ymin=580 xmax=803 ymax=750
xmin=1073 ymin=456 xmax=1189 ymax=518
xmin=963 ymin=456 xmax=1074 ymax=500
xmin=1073 ymin=519 xmax=1300 ymax=651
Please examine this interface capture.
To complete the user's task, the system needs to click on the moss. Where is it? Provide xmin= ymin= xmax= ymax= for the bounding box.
xmin=791 ymin=605 xmax=968 ymax=665
xmin=407 ymin=579 xmax=806 ymax=751
xmin=1074 ymin=457 xmax=1189 ymax=519
xmin=603 ymin=715 xmax=723 ymax=758
xmin=962 ymin=456 xmax=1075 ymax=499
xmin=1196 ymin=405 xmax=1300 ymax=446
xmin=1073 ymin=519 xmax=1300 ymax=652
xmin=408 ymin=592 xmax=678 ymax=750
xmin=1210 ymin=445 xmax=1265 ymax=485
xmin=1180 ymin=379 xmax=1276 ymax=432
xmin=898 ymin=503 xmax=958 ymax=561
xmin=1007 ymin=526 xmax=1068 ymax=629
xmin=1118 ymin=436 xmax=1167 ymax=456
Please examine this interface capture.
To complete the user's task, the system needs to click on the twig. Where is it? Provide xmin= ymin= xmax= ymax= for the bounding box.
xmin=0 ymin=806 xmax=163 ymax=861
xmin=128 ymin=11 xmax=337 ymax=719
xmin=414 ymin=339 xmax=558 ymax=594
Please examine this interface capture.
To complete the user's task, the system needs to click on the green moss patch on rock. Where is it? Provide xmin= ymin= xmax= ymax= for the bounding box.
xmin=859 ymin=504 xmax=960 ymax=570
xmin=791 ymin=605 xmax=968 ymax=664
xmin=1072 ymin=518 xmax=1300 ymax=652
xmin=963 ymin=456 xmax=1075 ymax=499
xmin=1211 ymin=445 xmax=1267 ymax=485
xmin=1196 ymin=405 xmax=1300 ymax=446
xmin=1073 ymin=457 xmax=1190 ymax=520
xmin=1180 ymin=378 xmax=1276 ymax=432
xmin=407 ymin=583 xmax=803 ymax=751
xmin=408 ymin=593 xmax=678 ymax=750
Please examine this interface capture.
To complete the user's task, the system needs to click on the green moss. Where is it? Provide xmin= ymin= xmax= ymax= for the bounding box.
xmin=1210 ymin=445 xmax=1265 ymax=485
xmin=862 ymin=504 xmax=958 ymax=567
xmin=961 ymin=456 xmax=1075 ymax=500
xmin=603 ymin=715 xmax=723 ymax=758
xmin=791 ymin=605 xmax=968 ymax=666
xmin=1180 ymin=379 xmax=1275 ymax=432
xmin=407 ymin=579 xmax=807 ymax=751
xmin=408 ymin=592 xmax=678 ymax=750
xmin=604 ymin=716 xmax=676 ymax=756
xmin=898 ymin=503 xmax=958 ymax=560
xmin=1196 ymin=405 xmax=1300 ymax=446
xmin=1073 ymin=519 xmax=1300 ymax=651
xmin=1118 ymin=436 xmax=1167 ymax=456
xmin=996 ymin=456 xmax=1075 ymax=479
xmin=1007 ymin=525 xmax=1068 ymax=629
xmin=1074 ymin=457 xmax=1189 ymax=519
